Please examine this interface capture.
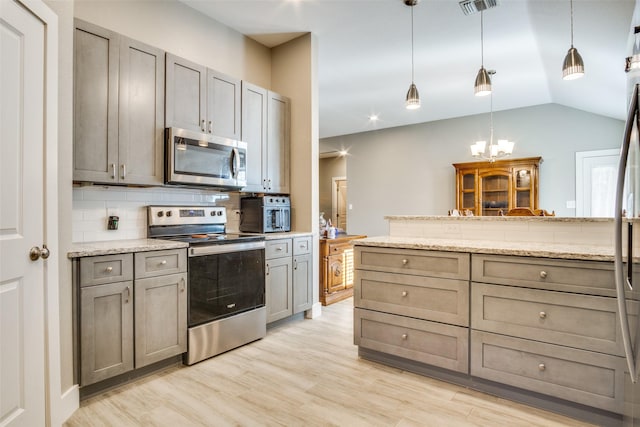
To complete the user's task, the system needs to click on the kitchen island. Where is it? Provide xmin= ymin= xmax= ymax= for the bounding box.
xmin=353 ymin=215 xmax=635 ymax=427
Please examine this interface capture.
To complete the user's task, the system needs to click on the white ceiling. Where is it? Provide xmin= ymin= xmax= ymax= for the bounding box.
xmin=179 ymin=0 xmax=635 ymax=139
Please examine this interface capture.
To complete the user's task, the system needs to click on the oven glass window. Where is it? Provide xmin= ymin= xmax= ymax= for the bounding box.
xmin=188 ymin=249 xmax=265 ymax=326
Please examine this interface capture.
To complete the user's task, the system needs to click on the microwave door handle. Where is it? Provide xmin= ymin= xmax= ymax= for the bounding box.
xmin=231 ymin=148 xmax=239 ymax=178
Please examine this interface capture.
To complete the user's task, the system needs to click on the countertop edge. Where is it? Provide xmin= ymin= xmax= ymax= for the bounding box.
xmin=354 ymin=237 xmax=616 ymax=262
xmin=67 ymin=239 xmax=189 ymax=259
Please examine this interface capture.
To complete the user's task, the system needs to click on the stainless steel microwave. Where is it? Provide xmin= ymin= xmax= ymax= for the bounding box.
xmin=165 ymin=127 xmax=247 ymax=189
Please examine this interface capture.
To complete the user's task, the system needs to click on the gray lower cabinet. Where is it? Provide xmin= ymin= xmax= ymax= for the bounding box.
xmin=80 ymin=280 xmax=134 ymax=386
xmin=471 ymin=330 xmax=625 ymax=414
xmin=134 ymin=273 xmax=187 ymax=367
xmin=165 ymin=53 xmax=241 ymax=139
xmin=266 ymin=237 xmax=313 ymax=323
xmin=77 ymin=249 xmax=187 ymax=387
xmin=73 ymin=19 xmax=164 ymax=185
xmin=241 ymin=82 xmax=290 ymax=194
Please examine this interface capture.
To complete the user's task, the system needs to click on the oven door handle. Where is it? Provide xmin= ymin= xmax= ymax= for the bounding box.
xmin=189 ymin=241 xmax=265 ymax=257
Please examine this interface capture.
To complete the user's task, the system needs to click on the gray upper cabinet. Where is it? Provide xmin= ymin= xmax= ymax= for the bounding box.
xmin=73 ymin=19 xmax=164 ymax=185
xmin=207 ymin=69 xmax=241 ymax=139
xmin=166 ymin=54 xmax=241 ymax=139
xmin=241 ymin=82 xmax=291 ymax=194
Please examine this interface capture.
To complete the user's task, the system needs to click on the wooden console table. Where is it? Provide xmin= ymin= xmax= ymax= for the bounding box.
xmin=319 ymin=234 xmax=366 ymax=306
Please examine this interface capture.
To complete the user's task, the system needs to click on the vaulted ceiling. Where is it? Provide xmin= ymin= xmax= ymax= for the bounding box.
xmin=180 ymin=0 xmax=635 ymax=139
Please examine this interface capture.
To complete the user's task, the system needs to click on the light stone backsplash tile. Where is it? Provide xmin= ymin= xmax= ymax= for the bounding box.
xmin=72 ymin=187 xmax=239 ymax=243
xmin=386 ymin=216 xmax=628 ymax=252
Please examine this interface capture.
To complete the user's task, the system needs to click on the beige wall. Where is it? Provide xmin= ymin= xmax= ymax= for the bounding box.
xmin=319 ymin=156 xmax=346 ymax=225
xmin=271 ymin=33 xmax=320 ymax=310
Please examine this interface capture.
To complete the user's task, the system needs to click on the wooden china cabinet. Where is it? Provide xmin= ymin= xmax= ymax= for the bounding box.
xmin=319 ymin=234 xmax=366 ymax=306
xmin=452 ymin=157 xmax=542 ymax=216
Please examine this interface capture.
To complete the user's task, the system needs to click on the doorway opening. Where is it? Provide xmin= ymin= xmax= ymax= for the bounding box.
xmin=332 ymin=176 xmax=347 ymax=231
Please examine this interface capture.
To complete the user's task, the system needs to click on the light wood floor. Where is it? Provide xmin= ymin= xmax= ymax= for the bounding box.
xmin=65 ymin=298 xmax=595 ymax=427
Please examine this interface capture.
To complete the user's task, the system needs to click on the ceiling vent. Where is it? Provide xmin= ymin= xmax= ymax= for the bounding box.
xmin=459 ymin=0 xmax=499 ymax=15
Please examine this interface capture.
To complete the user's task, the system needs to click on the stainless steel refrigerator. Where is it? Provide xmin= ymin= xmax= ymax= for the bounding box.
xmin=616 ymin=3 xmax=640 ymax=425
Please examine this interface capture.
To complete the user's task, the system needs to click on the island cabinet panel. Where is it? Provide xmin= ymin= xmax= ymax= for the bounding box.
xmin=355 ymin=246 xmax=470 ymax=280
xmin=471 ymin=282 xmax=636 ymax=356
xmin=471 ymin=331 xmax=625 ymax=414
xmin=355 ymin=270 xmax=469 ymax=327
xmin=355 ymin=308 xmax=469 ymax=373
xmin=472 ymin=254 xmax=621 ymax=297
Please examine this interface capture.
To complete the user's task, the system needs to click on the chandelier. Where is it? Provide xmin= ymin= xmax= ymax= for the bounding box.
xmin=470 ymin=70 xmax=514 ymax=162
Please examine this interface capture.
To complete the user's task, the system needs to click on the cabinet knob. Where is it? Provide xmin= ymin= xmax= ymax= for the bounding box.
xmin=539 ymin=270 xmax=547 ymax=279
xmin=401 ymin=291 xmax=408 ymax=297
xmin=106 ymin=266 xmax=113 ymax=273
xmin=402 ymin=259 xmax=408 ymax=265
xmin=539 ymin=311 xmax=547 ymax=319
xmin=160 ymin=260 xmax=167 ymax=265
xmin=538 ymin=363 xmax=546 ymax=371
xmin=401 ymin=334 xmax=408 ymax=340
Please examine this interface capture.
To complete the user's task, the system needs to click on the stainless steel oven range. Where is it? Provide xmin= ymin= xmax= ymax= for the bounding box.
xmin=147 ymin=205 xmax=266 ymax=365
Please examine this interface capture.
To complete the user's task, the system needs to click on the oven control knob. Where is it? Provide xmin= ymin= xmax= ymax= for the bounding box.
xmin=166 ymin=210 xmax=173 ymax=217
xmin=157 ymin=211 xmax=164 ymax=217
xmin=217 ymin=211 xmax=223 ymax=216
xmin=210 ymin=211 xmax=216 ymax=216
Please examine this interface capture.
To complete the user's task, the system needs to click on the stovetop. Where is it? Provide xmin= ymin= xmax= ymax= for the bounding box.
xmin=159 ymin=233 xmax=265 ymax=246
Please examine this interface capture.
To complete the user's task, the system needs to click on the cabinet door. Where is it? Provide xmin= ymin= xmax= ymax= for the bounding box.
xmin=241 ymin=81 xmax=267 ymax=192
xmin=118 ymin=37 xmax=164 ymax=185
xmin=293 ymin=254 xmax=313 ymax=314
xmin=165 ymin=53 xmax=206 ymax=133
xmin=479 ymin=168 xmax=511 ymax=216
xmin=513 ymin=166 xmax=535 ymax=209
xmin=134 ymin=273 xmax=187 ymax=368
xmin=327 ymin=253 xmax=346 ymax=294
xmin=456 ymin=169 xmax=477 ymax=215
xmin=207 ymin=69 xmax=241 ymax=139
xmin=266 ymin=91 xmax=291 ymax=194
xmin=73 ymin=20 xmax=119 ymax=183
xmin=80 ymin=281 xmax=134 ymax=386
xmin=266 ymin=256 xmax=293 ymax=323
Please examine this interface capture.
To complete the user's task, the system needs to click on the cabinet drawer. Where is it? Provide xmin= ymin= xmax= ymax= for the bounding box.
xmin=355 ymin=270 xmax=469 ymax=327
xmin=471 ymin=331 xmax=625 ymax=414
xmin=471 ymin=283 xmax=638 ymax=356
xmin=134 ymin=249 xmax=187 ymax=279
xmin=354 ymin=308 xmax=469 ymax=373
xmin=471 ymin=254 xmax=624 ymax=297
xmin=266 ymin=238 xmax=292 ymax=259
xmin=355 ymin=247 xmax=469 ymax=280
xmin=293 ymin=236 xmax=312 ymax=255
xmin=328 ymin=241 xmax=352 ymax=255
xmin=79 ymin=254 xmax=133 ymax=287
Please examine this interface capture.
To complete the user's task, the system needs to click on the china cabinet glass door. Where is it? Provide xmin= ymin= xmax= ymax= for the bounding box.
xmin=480 ymin=170 xmax=510 ymax=216
xmin=514 ymin=167 xmax=534 ymax=208
xmin=460 ymin=172 xmax=476 ymax=214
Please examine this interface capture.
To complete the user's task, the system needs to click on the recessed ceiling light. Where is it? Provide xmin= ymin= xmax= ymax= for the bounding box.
xmin=369 ymin=114 xmax=379 ymax=121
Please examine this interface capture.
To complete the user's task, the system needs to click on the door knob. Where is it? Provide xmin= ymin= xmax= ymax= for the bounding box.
xmin=29 ymin=244 xmax=50 ymax=261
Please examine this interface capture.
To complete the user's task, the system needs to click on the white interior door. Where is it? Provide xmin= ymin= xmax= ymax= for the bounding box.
xmin=1 ymin=0 xmax=47 ymax=425
xmin=576 ymin=149 xmax=620 ymax=217
xmin=331 ymin=177 xmax=347 ymax=231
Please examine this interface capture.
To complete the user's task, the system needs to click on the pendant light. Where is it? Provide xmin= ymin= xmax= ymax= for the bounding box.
xmin=470 ymin=70 xmax=514 ymax=162
xmin=562 ymin=0 xmax=584 ymax=80
xmin=405 ymin=0 xmax=420 ymax=110
xmin=474 ymin=10 xmax=491 ymax=96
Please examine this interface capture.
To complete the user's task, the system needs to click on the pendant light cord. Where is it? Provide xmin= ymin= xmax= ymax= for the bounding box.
xmin=489 ymin=90 xmax=494 ymax=146
xmin=480 ymin=10 xmax=484 ymax=67
xmin=569 ymin=0 xmax=574 ymax=47
xmin=411 ymin=4 xmax=415 ymax=83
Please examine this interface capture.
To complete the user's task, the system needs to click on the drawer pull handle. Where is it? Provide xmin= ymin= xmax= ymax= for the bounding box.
xmin=539 ymin=311 xmax=547 ymax=319
xmin=538 ymin=363 xmax=546 ymax=371
xmin=124 ymin=286 xmax=130 ymax=303
xmin=539 ymin=270 xmax=547 ymax=279
xmin=401 ymin=291 xmax=408 ymax=297
xmin=401 ymin=334 xmax=408 ymax=340
xmin=276 ymin=247 xmax=283 ymax=252
xmin=160 ymin=260 xmax=167 ymax=265
xmin=402 ymin=259 xmax=408 ymax=265
xmin=106 ymin=266 xmax=113 ymax=273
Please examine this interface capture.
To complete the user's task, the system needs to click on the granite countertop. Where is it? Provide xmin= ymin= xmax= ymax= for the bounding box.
xmin=384 ymin=215 xmax=616 ymax=223
xmin=355 ymin=236 xmax=617 ymax=261
xmin=262 ymin=231 xmax=314 ymax=240
xmin=68 ymin=239 xmax=188 ymax=258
